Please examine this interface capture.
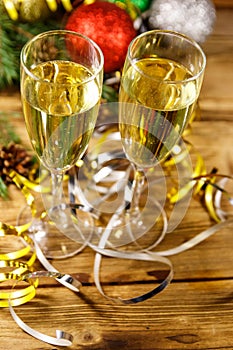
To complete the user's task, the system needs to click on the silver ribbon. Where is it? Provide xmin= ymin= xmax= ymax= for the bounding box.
xmin=9 ymin=130 xmax=233 ymax=345
xmin=9 ymin=271 xmax=74 ymax=347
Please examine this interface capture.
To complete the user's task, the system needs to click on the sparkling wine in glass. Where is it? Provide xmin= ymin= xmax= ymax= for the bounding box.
xmin=116 ymin=30 xmax=206 ymax=244
xmin=20 ymin=30 xmax=104 ymax=257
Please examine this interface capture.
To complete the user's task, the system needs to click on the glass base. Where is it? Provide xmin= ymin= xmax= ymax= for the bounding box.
xmin=17 ymin=198 xmax=94 ymax=259
xmin=70 ymin=115 xmax=193 ymax=250
xmin=94 ymin=195 xmax=168 ymax=249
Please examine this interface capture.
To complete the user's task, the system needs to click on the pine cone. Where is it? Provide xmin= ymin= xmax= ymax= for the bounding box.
xmin=0 ymin=143 xmax=36 ymax=185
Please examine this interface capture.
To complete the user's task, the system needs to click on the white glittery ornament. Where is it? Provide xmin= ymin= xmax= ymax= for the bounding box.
xmin=148 ymin=0 xmax=216 ymax=42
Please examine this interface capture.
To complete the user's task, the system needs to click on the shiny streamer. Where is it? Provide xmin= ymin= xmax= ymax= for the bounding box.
xmin=0 ymin=171 xmax=82 ymax=308
xmin=0 ymin=228 xmax=37 ymax=307
xmin=90 ymin=208 xmax=173 ymax=304
xmin=70 ymin=140 xmax=233 ymax=304
xmin=192 ymin=172 xmax=233 ymax=222
xmin=90 ymin=175 xmax=233 ymax=301
xmin=2 ymin=131 xmax=233 ymax=345
xmin=0 ymin=260 xmax=37 ymax=307
xmin=9 ymin=167 xmax=174 ymax=306
xmin=0 ymin=225 xmax=36 ymax=272
xmin=0 ymin=220 xmax=82 ymax=293
xmin=33 ymin=239 xmax=82 ymax=293
xmin=72 ymin=170 xmax=233 ymax=303
xmin=12 ymin=212 xmax=232 ymax=347
xmin=9 ymin=271 xmax=74 ymax=347
xmin=169 ymin=150 xmax=206 ymax=204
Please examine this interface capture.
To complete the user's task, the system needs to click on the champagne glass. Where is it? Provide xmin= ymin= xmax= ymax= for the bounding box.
xmin=114 ymin=30 xmax=206 ymax=245
xmin=20 ymin=30 xmax=104 ymax=257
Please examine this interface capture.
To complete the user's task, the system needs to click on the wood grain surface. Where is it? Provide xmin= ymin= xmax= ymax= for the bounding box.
xmin=0 ymin=6 xmax=233 ymax=350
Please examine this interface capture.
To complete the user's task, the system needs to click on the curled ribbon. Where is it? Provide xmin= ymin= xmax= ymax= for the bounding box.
xmin=8 ymin=271 xmax=74 ymax=347
xmin=0 ymin=260 xmax=37 ymax=307
xmin=0 ymin=170 xmax=82 ymax=309
xmin=1 ymin=122 xmax=233 ymax=346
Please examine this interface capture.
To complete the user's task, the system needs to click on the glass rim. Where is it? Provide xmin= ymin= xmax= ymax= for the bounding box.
xmin=20 ymin=29 xmax=104 ymax=85
xmin=127 ymin=29 xmax=206 ymax=84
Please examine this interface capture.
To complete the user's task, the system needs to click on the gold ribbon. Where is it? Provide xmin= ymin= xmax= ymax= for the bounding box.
xmin=0 ymin=229 xmax=37 ymax=267
xmin=0 ymin=227 xmax=37 ymax=307
xmin=3 ymin=0 xmax=73 ymax=20
xmin=0 ymin=136 xmax=232 ymax=311
xmin=0 ymin=260 xmax=37 ymax=307
xmin=2 ymin=0 xmax=18 ymax=20
xmin=0 ymin=172 xmax=38 ymax=307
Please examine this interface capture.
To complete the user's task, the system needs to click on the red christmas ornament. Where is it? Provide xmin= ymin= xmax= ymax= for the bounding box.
xmin=65 ymin=1 xmax=137 ymax=73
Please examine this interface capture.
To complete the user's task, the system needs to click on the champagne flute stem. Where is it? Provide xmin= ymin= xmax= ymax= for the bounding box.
xmin=129 ymin=167 xmax=145 ymax=215
xmin=51 ymin=172 xmax=64 ymax=207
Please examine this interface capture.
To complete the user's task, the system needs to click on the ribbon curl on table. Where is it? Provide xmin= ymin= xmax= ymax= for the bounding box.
xmin=9 ymin=271 xmax=74 ymax=347
xmin=1 ymin=138 xmax=233 ymax=346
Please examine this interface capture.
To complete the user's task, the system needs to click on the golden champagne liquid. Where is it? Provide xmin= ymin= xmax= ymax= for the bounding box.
xmin=22 ymin=60 xmax=101 ymax=171
xmin=119 ymin=57 xmax=197 ymax=168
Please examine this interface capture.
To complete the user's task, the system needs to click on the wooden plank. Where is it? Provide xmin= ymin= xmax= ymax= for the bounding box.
xmin=213 ymin=0 xmax=233 ymax=8
xmin=1 ymin=155 xmax=233 ymax=284
xmin=0 ymin=6 xmax=233 ymax=350
xmin=1 ymin=280 xmax=233 ymax=350
xmin=200 ymin=8 xmax=233 ymax=116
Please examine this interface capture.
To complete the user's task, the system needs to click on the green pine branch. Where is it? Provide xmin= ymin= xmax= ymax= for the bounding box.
xmin=0 ymin=112 xmax=21 ymax=146
xmin=0 ymin=15 xmax=19 ymax=89
xmin=0 ymin=13 xmax=60 ymax=90
xmin=0 ymin=177 xmax=8 ymax=199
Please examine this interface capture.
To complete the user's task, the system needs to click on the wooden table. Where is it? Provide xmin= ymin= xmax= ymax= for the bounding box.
xmin=1 ymin=4 xmax=233 ymax=350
